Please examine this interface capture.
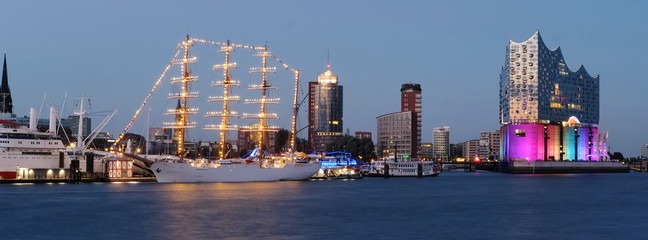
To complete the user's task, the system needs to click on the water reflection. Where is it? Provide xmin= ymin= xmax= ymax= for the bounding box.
xmin=154 ymin=181 xmax=310 ymax=239
xmin=2 ymin=173 xmax=648 ymax=239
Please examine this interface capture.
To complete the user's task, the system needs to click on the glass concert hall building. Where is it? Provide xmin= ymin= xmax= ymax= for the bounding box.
xmin=499 ymin=31 xmax=608 ymax=161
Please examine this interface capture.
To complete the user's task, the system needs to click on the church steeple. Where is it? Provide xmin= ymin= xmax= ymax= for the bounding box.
xmin=1 ymin=53 xmax=13 ymax=114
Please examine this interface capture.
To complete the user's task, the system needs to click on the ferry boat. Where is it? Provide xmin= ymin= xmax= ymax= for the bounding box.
xmin=366 ymin=160 xmax=441 ymax=177
xmin=311 ymin=151 xmax=362 ymax=179
xmin=0 ymin=108 xmax=70 ymax=180
xmin=147 ymin=37 xmax=320 ymax=183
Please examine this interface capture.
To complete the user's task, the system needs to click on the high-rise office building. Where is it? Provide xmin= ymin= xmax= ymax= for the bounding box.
xmin=308 ymin=66 xmax=343 ymax=152
xmin=499 ymin=31 xmax=607 ymax=161
xmin=433 ymin=126 xmax=450 ymax=161
xmin=401 ymin=83 xmax=422 ymax=156
xmin=376 ymin=111 xmax=416 ymax=161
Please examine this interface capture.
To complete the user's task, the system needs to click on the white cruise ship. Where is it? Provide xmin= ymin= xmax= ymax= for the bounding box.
xmin=0 ymin=108 xmax=70 ymax=180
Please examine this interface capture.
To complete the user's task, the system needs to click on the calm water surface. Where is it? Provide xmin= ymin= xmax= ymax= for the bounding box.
xmin=2 ymin=171 xmax=648 ymax=240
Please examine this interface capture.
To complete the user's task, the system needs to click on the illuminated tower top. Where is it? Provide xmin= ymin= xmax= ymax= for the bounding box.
xmin=1 ymin=54 xmax=13 ymax=114
xmin=318 ymin=65 xmax=338 ymax=84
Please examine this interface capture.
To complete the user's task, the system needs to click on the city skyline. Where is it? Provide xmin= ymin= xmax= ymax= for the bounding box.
xmin=0 ymin=1 xmax=646 ymax=155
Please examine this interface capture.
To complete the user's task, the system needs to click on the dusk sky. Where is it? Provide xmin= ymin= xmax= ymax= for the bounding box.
xmin=1 ymin=1 xmax=646 ymax=155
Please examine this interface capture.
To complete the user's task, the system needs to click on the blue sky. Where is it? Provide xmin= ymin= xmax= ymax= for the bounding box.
xmin=0 ymin=0 xmax=646 ymax=155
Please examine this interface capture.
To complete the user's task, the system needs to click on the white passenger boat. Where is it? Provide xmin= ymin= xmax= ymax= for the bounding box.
xmin=366 ymin=160 xmax=440 ymax=177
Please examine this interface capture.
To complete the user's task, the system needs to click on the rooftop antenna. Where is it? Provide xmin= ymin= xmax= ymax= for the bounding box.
xmin=327 ymin=49 xmax=330 ymax=70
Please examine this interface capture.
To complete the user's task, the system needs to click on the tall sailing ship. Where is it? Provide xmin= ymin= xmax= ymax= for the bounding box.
xmin=151 ymin=37 xmax=320 ymax=183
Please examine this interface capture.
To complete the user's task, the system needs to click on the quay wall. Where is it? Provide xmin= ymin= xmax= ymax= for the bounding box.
xmin=507 ymin=160 xmax=628 ymax=174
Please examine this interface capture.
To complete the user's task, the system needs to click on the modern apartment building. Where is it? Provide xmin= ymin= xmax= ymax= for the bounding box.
xmin=433 ymin=126 xmax=450 ymax=161
xmin=376 ymin=111 xmax=416 ymax=161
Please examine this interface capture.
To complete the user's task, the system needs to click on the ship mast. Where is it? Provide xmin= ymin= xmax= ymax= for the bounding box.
xmin=290 ymin=70 xmax=299 ymax=153
xmin=165 ymin=35 xmax=198 ymax=161
xmin=205 ymin=40 xmax=240 ymax=159
xmin=243 ymin=46 xmax=279 ymax=151
xmin=74 ymin=94 xmax=86 ymax=153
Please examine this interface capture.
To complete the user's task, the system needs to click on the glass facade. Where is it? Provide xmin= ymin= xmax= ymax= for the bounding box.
xmin=500 ymin=31 xmax=599 ymax=124
xmin=499 ymin=32 xmax=606 ymax=161
xmin=310 ymin=69 xmax=343 ymax=152
xmin=314 ymin=80 xmax=343 ymax=132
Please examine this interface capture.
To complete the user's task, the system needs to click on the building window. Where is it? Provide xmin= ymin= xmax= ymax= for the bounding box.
xmin=515 ymin=129 xmax=526 ymax=137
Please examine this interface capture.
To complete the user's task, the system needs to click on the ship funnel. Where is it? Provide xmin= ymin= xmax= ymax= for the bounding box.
xmin=29 ymin=108 xmax=37 ymax=131
xmin=48 ymin=107 xmax=58 ymax=134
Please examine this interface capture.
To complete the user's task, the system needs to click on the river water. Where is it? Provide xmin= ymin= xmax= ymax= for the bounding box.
xmin=2 ymin=171 xmax=647 ymax=240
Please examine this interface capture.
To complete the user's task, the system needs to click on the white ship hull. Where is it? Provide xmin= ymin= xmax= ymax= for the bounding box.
xmin=151 ymin=162 xmax=321 ymax=183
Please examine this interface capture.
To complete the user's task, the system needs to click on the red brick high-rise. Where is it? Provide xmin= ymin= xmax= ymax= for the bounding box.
xmin=400 ymin=83 xmax=421 ymax=158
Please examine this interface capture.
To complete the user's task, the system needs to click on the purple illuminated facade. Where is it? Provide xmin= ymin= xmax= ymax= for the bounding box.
xmin=501 ymin=117 xmax=608 ymax=161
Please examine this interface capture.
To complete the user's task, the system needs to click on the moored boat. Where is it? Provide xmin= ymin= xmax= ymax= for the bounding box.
xmin=0 ymin=116 xmax=69 ymax=180
xmin=152 ymin=157 xmax=320 ymax=183
xmin=144 ymin=37 xmax=321 ymax=183
xmin=366 ymin=160 xmax=440 ymax=177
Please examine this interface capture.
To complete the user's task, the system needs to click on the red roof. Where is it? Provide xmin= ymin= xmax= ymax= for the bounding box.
xmin=0 ymin=119 xmax=22 ymax=126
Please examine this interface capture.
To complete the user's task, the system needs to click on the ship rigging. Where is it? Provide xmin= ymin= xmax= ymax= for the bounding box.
xmin=114 ymin=36 xmax=303 ymax=161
